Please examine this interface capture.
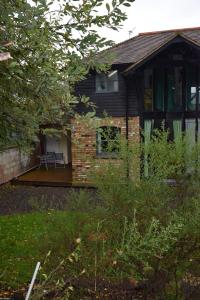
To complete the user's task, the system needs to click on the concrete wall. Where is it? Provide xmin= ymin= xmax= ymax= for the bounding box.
xmin=0 ymin=147 xmax=35 ymax=185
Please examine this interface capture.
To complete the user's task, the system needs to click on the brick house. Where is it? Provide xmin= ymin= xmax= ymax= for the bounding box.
xmin=12 ymin=26 xmax=200 ymax=186
xmin=71 ymin=27 xmax=200 ymax=184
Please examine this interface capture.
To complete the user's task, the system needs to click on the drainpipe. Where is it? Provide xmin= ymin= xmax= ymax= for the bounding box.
xmin=124 ymin=75 xmax=129 ymax=179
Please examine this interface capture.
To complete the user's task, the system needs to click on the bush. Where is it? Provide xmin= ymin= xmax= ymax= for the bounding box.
xmin=91 ymin=130 xmax=200 ymax=299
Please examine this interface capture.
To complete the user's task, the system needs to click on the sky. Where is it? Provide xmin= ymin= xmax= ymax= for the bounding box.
xmin=103 ymin=0 xmax=200 ymax=43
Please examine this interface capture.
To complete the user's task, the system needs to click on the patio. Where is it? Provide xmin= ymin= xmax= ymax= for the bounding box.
xmin=13 ymin=163 xmax=72 ymax=187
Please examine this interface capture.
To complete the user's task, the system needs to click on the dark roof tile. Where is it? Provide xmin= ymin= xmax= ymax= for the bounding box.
xmin=104 ymin=27 xmax=200 ymax=67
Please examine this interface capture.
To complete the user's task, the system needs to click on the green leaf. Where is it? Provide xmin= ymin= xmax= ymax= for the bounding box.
xmin=106 ymin=3 xmax=110 ymax=12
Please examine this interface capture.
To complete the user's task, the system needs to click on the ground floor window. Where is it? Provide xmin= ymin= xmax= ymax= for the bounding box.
xmin=143 ymin=118 xmax=200 ymax=176
xmin=144 ymin=118 xmax=200 ymax=142
xmin=96 ymin=126 xmax=121 ymax=157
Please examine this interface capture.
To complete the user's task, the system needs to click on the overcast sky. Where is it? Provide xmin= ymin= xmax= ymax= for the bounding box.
xmin=104 ymin=0 xmax=200 ymax=43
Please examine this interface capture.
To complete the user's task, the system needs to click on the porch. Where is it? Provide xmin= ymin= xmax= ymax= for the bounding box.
xmin=13 ymin=164 xmax=72 ymax=187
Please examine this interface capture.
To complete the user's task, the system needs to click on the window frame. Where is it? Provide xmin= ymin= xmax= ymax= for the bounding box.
xmin=95 ymin=70 xmax=119 ymax=94
xmin=96 ymin=126 xmax=121 ymax=158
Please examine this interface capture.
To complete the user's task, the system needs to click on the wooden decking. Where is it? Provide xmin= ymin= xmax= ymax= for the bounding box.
xmin=13 ymin=164 xmax=72 ymax=187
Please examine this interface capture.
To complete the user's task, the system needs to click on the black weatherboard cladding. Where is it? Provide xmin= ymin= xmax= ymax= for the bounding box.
xmin=75 ymin=27 xmax=200 ymax=118
xmin=75 ymin=71 xmax=139 ymax=117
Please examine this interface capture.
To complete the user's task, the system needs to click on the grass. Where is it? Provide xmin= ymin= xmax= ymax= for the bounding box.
xmin=0 ymin=210 xmax=98 ymax=289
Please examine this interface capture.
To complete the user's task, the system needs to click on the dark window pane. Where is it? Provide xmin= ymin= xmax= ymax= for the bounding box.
xmin=174 ymin=66 xmax=183 ymax=111
xmin=144 ymin=69 xmax=153 ymax=111
xmin=96 ymin=71 xmax=118 ymax=93
xmin=154 ymin=68 xmax=164 ymax=111
xmin=167 ymin=69 xmax=175 ymax=112
xmin=186 ymin=66 xmax=197 ymax=111
xmin=167 ymin=67 xmax=183 ymax=112
xmin=96 ymin=74 xmax=107 ymax=92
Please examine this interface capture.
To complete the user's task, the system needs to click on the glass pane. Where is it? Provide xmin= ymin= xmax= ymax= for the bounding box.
xmin=144 ymin=120 xmax=153 ymax=142
xmin=186 ymin=66 xmax=197 ymax=111
xmin=107 ymin=79 xmax=118 ymax=92
xmin=173 ymin=120 xmax=182 ymax=141
xmin=167 ymin=69 xmax=175 ymax=112
xmin=167 ymin=67 xmax=183 ymax=112
xmin=96 ymin=71 xmax=118 ymax=93
xmin=144 ymin=69 xmax=153 ymax=111
xmin=185 ymin=119 xmax=196 ymax=147
xmin=113 ymin=80 xmax=119 ymax=92
xmin=154 ymin=68 xmax=164 ymax=111
xmin=96 ymin=126 xmax=120 ymax=155
xmin=174 ymin=66 xmax=183 ymax=111
xmin=108 ymin=71 xmax=119 ymax=92
xmin=96 ymin=74 xmax=107 ymax=92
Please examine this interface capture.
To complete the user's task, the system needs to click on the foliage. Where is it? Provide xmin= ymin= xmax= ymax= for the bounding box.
xmin=92 ymin=129 xmax=200 ymax=298
xmin=0 ymin=0 xmax=134 ymax=150
xmin=1 ymin=129 xmax=200 ymax=298
xmin=66 ymin=188 xmax=105 ymax=214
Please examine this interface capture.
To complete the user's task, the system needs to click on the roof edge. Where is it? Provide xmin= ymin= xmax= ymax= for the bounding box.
xmin=139 ymin=26 xmax=200 ymax=36
xmin=123 ymin=32 xmax=200 ymax=75
xmin=123 ymin=33 xmax=178 ymax=74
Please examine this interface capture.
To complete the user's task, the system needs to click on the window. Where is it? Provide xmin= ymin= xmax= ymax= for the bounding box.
xmin=172 ymin=120 xmax=182 ymax=141
xmin=186 ymin=66 xmax=198 ymax=111
xmin=96 ymin=70 xmax=119 ymax=93
xmin=96 ymin=126 xmax=121 ymax=157
xmin=144 ymin=69 xmax=153 ymax=111
xmin=154 ymin=68 xmax=165 ymax=111
xmin=185 ymin=119 xmax=196 ymax=147
xmin=167 ymin=66 xmax=183 ymax=112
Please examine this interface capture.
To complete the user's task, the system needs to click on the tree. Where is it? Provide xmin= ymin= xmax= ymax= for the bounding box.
xmin=0 ymin=0 xmax=134 ymax=150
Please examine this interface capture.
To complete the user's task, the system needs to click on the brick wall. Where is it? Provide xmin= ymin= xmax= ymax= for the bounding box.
xmin=0 ymin=147 xmax=36 ymax=185
xmin=71 ymin=117 xmax=140 ymax=184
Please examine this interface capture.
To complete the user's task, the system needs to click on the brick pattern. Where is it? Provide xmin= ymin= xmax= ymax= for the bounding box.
xmin=71 ymin=117 xmax=140 ymax=183
xmin=0 ymin=147 xmax=36 ymax=185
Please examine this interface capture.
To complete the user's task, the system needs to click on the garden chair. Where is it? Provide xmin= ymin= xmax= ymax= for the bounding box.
xmin=46 ymin=152 xmax=57 ymax=167
xmin=55 ymin=152 xmax=65 ymax=168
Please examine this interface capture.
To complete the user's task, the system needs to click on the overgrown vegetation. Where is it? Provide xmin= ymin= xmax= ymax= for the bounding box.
xmin=1 ymin=130 xmax=200 ymax=299
xmin=0 ymin=0 xmax=134 ymax=150
xmin=91 ymin=129 xmax=200 ymax=298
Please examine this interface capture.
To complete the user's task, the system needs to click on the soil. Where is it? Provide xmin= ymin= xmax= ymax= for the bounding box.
xmin=0 ymin=184 xmax=98 ymax=215
xmin=0 ymin=278 xmax=148 ymax=300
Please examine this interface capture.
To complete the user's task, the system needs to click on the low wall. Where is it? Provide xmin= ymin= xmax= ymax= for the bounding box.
xmin=0 ymin=147 xmax=36 ymax=185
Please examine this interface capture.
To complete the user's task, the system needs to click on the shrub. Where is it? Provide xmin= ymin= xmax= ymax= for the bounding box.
xmin=91 ymin=129 xmax=200 ymax=299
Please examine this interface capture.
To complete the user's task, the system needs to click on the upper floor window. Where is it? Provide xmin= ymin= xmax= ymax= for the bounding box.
xmin=96 ymin=70 xmax=119 ymax=93
xmin=167 ymin=66 xmax=183 ymax=112
xmin=144 ymin=69 xmax=153 ymax=111
xmin=144 ymin=65 xmax=200 ymax=113
xmin=186 ymin=65 xmax=199 ymax=112
xmin=96 ymin=126 xmax=121 ymax=157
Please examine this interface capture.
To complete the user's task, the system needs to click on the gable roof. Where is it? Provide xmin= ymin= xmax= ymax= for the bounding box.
xmin=105 ymin=27 xmax=200 ymax=73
